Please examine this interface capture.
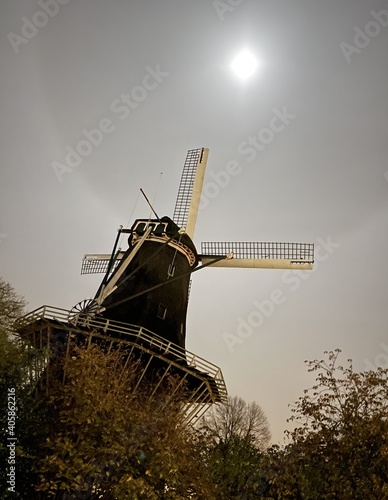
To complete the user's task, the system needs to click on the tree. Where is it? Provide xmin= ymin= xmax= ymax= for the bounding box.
xmin=203 ymin=395 xmax=271 ymax=450
xmin=0 ymin=277 xmax=27 ymax=386
xmin=0 ymin=278 xmax=26 ymax=332
xmin=34 ymin=344 xmax=216 ymax=499
xmin=266 ymin=349 xmax=388 ymax=499
xmin=0 ymin=277 xmax=44 ymax=499
xmin=201 ymin=396 xmax=271 ymax=499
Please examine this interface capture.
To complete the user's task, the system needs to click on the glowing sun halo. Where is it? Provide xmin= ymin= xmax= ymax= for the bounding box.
xmin=231 ymin=50 xmax=259 ymax=80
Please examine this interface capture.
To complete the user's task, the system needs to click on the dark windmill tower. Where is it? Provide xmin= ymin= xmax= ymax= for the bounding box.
xmin=80 ymin=148 xmax=211 ymax=350
xmin=80 ymin=147 xmax=314 ymax=342
xmin=15 ymin=147 xmax=314 ymax=422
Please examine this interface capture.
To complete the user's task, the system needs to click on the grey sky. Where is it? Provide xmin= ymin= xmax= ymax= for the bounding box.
xmin=1 ymin=0 xmax=387 ymax=443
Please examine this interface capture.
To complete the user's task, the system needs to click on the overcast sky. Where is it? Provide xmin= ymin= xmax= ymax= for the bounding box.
xmin=1 ymin=0 xmax=388 ymax=443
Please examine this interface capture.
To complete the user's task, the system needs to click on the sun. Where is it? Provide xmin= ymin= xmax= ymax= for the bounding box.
xmin=231 ymin=50 xmax=259 ymax=80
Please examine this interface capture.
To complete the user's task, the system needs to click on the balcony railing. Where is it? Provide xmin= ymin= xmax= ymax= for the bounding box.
xmin=15 ymin=305 xmax=227 ymax=401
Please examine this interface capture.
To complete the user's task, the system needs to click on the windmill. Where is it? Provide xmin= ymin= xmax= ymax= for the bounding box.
xmin=78 ymin=147 xmax=314 ymax=350
xmin=15 ymin=147 xmax=313 ymax=419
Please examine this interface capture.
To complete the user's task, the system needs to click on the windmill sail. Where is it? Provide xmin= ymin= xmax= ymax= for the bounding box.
xmin=173 ymin=147 xmax=208 ymax=239
xmin=81 ymin=253 xmax=125 ymax=275
xmin=200 ymin=241 xmax=314 ymax=270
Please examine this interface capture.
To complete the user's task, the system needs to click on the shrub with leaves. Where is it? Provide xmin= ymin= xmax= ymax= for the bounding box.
xmin=0 ymin=278 xmax=45 ymax=499
xmin=35 ymin=345 xmax=216 ymax=499
xmin=266 ymin=349 xmax=388 ymax=499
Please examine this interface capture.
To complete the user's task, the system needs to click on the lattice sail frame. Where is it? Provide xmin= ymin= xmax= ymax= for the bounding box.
xmin=200 ymin=241 xmax=314 ymax=270
xmin=81 ymin=253 xmax=124 ymax=275
xmin=201 ymin=242 xmax=314 ymax=262
xmin=173 ymin=148 xmax=203 ymax=227
xmin=173 ymin=148 xmax=208 ymax=238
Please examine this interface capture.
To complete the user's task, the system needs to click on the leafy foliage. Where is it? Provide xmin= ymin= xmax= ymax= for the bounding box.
xmin=0 ymin=278 xmax=45 ymax=499
xmin=0 ymin=277 xmax=28 ymax=387
xmin=34 ymin=345 xmax=216 ymax=499
xmin=266 ymin=350 xmax=388 ymax=499
xmin=0 ymin=278 xmax=26 ymax=332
